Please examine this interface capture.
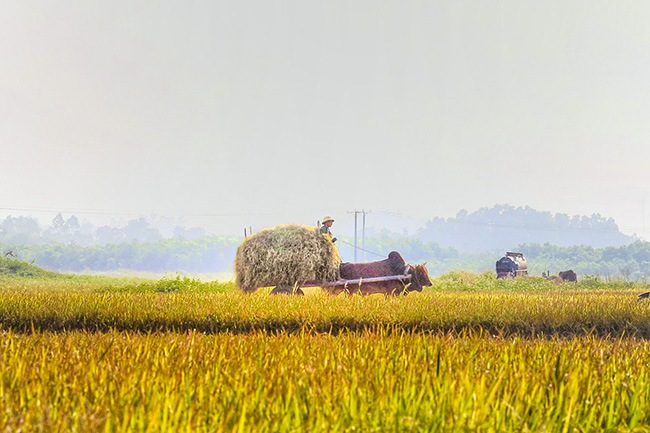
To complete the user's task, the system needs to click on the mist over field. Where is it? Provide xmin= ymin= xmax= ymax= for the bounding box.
xmin=3 ymin=2 xmax=650 ymax=244
xmin=2 ymin=2 xmax=650 ymax=278
xmin=2 ymin=203 xmax=648 ymax=279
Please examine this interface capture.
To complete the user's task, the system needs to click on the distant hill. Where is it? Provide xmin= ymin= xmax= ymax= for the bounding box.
xmin=417 ymin=204 xmax=633 ymax=252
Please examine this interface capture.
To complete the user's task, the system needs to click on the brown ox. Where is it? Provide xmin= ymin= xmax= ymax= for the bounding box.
xmin=325 ymin=251 xmax=432 ymax=296
xmin=558 ymin=270 xmax=577 ymax=282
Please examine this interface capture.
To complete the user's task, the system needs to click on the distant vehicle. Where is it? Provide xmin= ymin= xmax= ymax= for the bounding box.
xmin=496 ymin=252 xmax=528 ymax=279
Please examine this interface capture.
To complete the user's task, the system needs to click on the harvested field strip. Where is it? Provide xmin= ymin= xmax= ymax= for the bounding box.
xmin=1 ymin=290 xmax=650 ymax=336
xmin=2 ymin=330 xmax=650 ymax=432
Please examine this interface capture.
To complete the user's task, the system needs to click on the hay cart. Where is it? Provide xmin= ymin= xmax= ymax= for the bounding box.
xmin=235 ymin=224 xmax=415 ymax=295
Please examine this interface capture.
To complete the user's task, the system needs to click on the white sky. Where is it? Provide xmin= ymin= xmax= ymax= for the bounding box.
xmin=2 ymin=1 xmax=650 ymax=238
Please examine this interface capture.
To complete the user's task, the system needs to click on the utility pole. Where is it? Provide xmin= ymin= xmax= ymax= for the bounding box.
xmin=348 ymin=210 xmax=369 ymax=262
xmin=362 ymin=210 xmax=366 ymax=262
xmin=354 ymin=212 xmax=358 ymax=262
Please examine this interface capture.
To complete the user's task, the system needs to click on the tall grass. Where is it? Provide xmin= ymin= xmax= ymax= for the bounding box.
xmin=0 ymin=290 xmax=649 ymax=336
xmin=2 ymin=270 xmax=650 ymax=431
xmin=2 ymin=330 xmax=650 ymax=432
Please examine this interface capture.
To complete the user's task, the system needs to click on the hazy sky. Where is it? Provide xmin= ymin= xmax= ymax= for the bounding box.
xmin=2 ymin=1 xmax=650 ymax=238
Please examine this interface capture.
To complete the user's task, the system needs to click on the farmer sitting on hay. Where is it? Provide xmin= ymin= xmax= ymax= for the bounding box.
xmin=319 ymin=216 xmax=337 ymax=243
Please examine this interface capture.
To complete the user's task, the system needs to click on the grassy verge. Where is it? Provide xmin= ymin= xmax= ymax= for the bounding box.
xmin=0 ymin=265 xmax=234 ymax=294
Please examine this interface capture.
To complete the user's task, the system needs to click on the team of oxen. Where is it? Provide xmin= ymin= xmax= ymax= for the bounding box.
xmin=326 ymin=251 xmax=432 ymax=296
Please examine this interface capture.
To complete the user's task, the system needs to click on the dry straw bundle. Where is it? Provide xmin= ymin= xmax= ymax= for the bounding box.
xmin=235 ymin=224 xmax=341 ymax=292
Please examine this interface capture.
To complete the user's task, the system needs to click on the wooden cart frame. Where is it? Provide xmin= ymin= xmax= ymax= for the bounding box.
xmin=269 ymin=274 xmax=413 ymax=296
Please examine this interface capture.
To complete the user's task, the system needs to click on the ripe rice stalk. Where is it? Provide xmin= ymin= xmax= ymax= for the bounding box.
xmin=3 ymin=330 xmax=650 ymax=432
xmin=234 ymin=224 xmax=341 ymax=292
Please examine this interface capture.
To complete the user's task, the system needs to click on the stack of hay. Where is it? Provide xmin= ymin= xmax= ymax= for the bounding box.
xmin=235 ymin=224 xmax=341 ymax=293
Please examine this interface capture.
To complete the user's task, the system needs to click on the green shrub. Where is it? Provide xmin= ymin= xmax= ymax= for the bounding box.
xmin=0 ymin=257 xmax=61 ymax=278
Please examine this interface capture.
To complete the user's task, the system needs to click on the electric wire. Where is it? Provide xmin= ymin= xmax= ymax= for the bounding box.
xmin=0 ymin=204 xmax=645 ymax=233
xmin=338 ymin=239 xmax=385 ymax=258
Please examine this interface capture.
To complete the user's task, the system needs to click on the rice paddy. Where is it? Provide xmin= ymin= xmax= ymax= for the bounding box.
xmin=2 ymin=271 xmax=650 ymax=432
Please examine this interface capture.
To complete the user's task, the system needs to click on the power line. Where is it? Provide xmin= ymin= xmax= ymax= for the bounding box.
xmin=437 ymin=219 xmax=629 ymax=233
xmin=0 ymin=205 xmax=272 ymax=218
xmin=1 ymin=203 xmax=645 ymax=234
xmin=339 ymin=239 xmax=384 ymax=259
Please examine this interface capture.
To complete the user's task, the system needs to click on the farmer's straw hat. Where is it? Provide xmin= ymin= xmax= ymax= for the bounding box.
xmin=322 ymin=216 xmax=334 ymax=223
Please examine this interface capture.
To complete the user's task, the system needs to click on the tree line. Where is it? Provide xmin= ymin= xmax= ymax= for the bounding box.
xmin=2 ymin=236 xmax=239 ymax=273
xmin=0 ymin=213 xmax=206 ymax=246
xmin=1 ymin=209 xmax=648 ymax=279
xmin=3 ymin=234 xmax=650 ymax=280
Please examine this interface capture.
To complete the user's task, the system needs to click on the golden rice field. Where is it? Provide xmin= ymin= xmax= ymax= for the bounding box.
xmin=2 ymin=270 xmax=650 ymax=432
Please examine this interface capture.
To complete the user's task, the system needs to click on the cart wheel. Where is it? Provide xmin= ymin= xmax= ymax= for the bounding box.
xmin=270 ymin=286 xmax=304 ymax=296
